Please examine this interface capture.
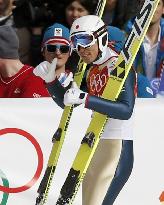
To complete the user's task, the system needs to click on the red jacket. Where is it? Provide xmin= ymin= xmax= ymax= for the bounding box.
xmin=0 ymin=65 xmax=50 ymax=98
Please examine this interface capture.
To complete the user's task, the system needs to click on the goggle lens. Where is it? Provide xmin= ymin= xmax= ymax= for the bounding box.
xmin=71 ymin=33 xmax=95 ymax=50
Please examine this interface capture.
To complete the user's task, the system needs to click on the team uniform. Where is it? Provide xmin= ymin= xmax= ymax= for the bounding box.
xmin=0 ymin=65 xmax=49 ymax=97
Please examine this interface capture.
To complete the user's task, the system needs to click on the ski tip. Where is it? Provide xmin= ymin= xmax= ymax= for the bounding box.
xmin=35 ymin=194 xmax=43 ymax=205
xmin=56 ymin=194 xmax=70 ymax=205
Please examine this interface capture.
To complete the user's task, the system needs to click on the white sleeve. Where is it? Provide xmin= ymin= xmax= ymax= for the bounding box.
xmin=58 ymin=72 xmax=73 ymax=87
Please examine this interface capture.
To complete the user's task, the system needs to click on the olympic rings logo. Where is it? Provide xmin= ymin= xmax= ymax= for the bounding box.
xmin=89 ymin=73 xmax=107 ymax=94
xmin=0 ymin=128 xmax=43 ymax=197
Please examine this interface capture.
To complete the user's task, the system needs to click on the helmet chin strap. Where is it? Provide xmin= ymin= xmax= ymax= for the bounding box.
xmin=93 ymin=39 xmax=107 ymax=64
xmin=93 ymin=40 xmax=102 ymax=62
xmin=93 ymin=48 xmax=107 ymax=65
xmin=93 ymin=31 xmax=108 ymax=64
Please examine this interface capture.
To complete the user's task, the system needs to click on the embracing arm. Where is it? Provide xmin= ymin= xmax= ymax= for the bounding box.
xmin=46 ymin=79 xmax=70 ymax=109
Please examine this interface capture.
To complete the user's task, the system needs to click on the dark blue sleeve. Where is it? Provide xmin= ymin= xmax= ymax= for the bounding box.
xmin=137 ymin=73 xmax=154 ymax=98
xmin=85 ymin=69 xmax=136 ymax=120
xmin=46 ymin=79 xmax=69 ymax=109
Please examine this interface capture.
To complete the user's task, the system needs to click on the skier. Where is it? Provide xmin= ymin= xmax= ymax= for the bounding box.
xmin=64 ymin=15 xmax=135 ymax=205
xmin=34 ymin=15 xmax=136 ymax=205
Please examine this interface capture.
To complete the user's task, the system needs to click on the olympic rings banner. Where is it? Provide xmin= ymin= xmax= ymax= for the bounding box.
xmin=0 ymin=98 xmax=164 ymax=205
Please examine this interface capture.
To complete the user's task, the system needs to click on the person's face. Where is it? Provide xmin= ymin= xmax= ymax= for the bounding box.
xmin=77 ymin=43 xmax=99 ymax=64
xmin=0 ymin=0 xmax=9 ymax=14
xmin=43 ymin=43 xmax=70 ymax=69
xmin=0 ymin=0 xmax=14 ymax=15
xmin=151 ymin=0 xmax=164 ymax=25
xmin=65 ymin=1 xmax=89 ymax=27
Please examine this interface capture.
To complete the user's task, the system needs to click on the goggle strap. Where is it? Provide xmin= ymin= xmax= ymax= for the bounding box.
xmin=70 ymin=30 xmax=90 ymax=36
xmin=93 ymin=24 xmax=107 ymax=38
xmin=70 ymin=24 xmax=107 ymax=38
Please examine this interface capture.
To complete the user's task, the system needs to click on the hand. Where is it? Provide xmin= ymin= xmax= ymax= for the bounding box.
xmin=33 ymin=58 xmax=57 ymax=83
xmin=64 ymin=82 xmax=88 ymax=106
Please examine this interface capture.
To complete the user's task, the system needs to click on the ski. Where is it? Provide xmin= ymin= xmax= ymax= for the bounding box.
xmin=56 ymin=0 xmax=160 ymax=204
xmin=35 ymin=1 xmax=107 ymax=204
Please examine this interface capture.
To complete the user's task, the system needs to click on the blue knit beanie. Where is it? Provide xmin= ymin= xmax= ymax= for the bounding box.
xmin=42 ymin=23 xmax=70 ymax=50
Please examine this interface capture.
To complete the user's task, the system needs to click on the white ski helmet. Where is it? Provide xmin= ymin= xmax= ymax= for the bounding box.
xmin=70 ymin=15 xmax=108 ymax=56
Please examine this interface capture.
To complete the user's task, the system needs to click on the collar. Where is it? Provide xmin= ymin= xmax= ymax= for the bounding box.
xmin=93 ymin=47 xmax=117 ymax=65
xmin=144 ymin=26 xmax=161 ymax=45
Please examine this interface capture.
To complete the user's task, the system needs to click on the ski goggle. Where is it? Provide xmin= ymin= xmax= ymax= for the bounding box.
xmin=70 ymin=33 xmax=96 ymax=51
xmin=45 ymin=44 xmax=70 ymax=54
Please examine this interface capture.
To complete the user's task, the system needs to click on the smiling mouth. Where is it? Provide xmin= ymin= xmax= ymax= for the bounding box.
xmin=81 ymin=55 xmax=88 ymax=58
xmin=80 ymin=52 xmax=90 ymax=57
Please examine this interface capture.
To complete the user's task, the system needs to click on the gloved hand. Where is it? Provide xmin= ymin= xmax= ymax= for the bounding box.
xmin=33 ymin=58 xmax=57 ymax=83
xmin=64 ymin=82 xmax=88 ymax=106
